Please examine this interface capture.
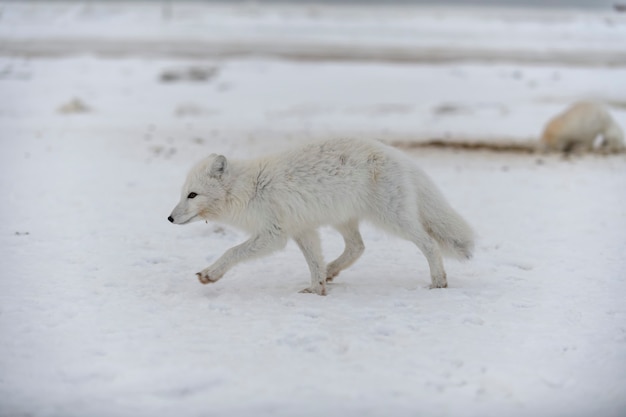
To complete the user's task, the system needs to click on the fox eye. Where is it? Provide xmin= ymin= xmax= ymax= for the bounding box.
xmin=187 ymin=192 xmax=198 ymax=199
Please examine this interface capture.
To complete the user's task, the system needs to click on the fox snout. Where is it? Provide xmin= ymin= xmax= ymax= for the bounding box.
xmin=167 ymin=207 xmax=199 ymax=225
xmin=168 ymin=202 xmax=190 ymax=225
xmin=167 ymin=212 xmax=187 ymax=225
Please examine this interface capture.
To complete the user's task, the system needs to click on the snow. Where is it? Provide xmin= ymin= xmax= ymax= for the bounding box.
xmin=2 ymin=2 xmax=626 ymax=65
xmin=1 ymin=2 xmax=626 ymax=417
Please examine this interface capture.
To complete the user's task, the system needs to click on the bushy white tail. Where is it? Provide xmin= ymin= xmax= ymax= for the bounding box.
xmin=415 ymin=173 xmax=475 ymax=260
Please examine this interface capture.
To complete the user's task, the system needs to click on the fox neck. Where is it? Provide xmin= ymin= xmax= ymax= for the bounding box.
xmin=219 ymin=160 xmax=261 ymax=231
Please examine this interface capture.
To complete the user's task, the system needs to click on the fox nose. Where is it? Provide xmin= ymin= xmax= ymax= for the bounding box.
xmin=168 ymin=216 xmax=174 ymax=223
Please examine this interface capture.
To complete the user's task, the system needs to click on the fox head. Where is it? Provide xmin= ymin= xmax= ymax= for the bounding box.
xmin=168 ymin=154 xmax=229 ymax=225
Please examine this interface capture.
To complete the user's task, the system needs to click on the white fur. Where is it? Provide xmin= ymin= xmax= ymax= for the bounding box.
xmin=168 ymin=138 xmax=475 ymax=295
xmin=541 ymin=101 xmax=625 ymax=153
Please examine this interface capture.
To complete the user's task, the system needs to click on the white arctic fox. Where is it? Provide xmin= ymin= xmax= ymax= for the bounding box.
xmin=541 ymin=101 xmax=624 ymax=153
xmin=168 ymin=138 xmax=474 ymax=295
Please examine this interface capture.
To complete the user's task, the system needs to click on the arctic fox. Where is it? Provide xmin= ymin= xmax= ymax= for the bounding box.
xmin=541 ymin=101 xmax=624 ymax=153
xmin=168 ymin=138 xmax=474 ymax=295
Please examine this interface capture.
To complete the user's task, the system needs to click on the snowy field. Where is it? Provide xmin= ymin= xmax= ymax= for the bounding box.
xmin=1 ymin=2 xmax=626 ymax=417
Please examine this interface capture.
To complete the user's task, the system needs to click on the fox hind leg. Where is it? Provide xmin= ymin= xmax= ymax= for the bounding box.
xmin=413 ymin=232 xmax=447 ymax=288
xmin=397 ymin=218 xmax=447 ymax=288
xmin=326 ymin=219 xmax=365 ymax=282
xmin=294 ymin=229 xmax=327 ymax=296
xmin=374 ymin=210 xmax=447 ymax=289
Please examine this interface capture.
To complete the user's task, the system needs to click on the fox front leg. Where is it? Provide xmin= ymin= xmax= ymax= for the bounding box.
xmin=196 ymin=230 xmax=287 ymax=285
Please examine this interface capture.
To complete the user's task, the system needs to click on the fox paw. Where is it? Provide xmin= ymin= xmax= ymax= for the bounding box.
xmin=196 ymin=271 xmax=220 ymax=285
xmin=325 ymin=264 xmax=341 ymax=283
xmin=429 ymin=272 xmax=448 ymax=289
xmin=325 ymin=272 xmax=339 ymax=283
xmin=299 ymin=283 xmax=327 ymax=296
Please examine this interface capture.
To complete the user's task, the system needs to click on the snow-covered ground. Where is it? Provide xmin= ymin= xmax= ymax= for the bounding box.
xmin=2 ymin=1 xmax=626 ymax=65
xmin=2 ymin=56 xmax=626 ymax=145
xmin=1 ymin=2 xmax=626 ymax=417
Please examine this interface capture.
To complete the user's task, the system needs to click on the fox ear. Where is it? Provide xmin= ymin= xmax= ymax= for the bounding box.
xmin=208 ymin=154 xmax=228 ymax=178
